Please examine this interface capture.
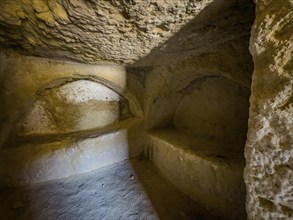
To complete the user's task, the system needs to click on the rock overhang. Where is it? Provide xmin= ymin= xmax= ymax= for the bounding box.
xmin=0 ymin=0 xmax=253 ymax=65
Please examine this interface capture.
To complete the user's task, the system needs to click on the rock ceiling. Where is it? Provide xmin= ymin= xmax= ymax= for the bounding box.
xmin=0 ymin=0 xmax=254 ymax=65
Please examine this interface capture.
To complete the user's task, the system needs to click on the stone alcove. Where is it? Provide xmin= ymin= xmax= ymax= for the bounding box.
xmin=174 ymin=76 xmax=250 ymax=151
xmin=147 ymin=74 xmax=250 ymax=219
xmin=140 ymin=1 xmax=254 ymax=218
xmin=19 ymin=79 xmax=132 ymax=136
xmin=0 ymin=62 xmax=143 ymax=186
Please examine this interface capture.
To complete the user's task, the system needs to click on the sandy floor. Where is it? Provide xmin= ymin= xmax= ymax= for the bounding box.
xmin=0 ymin=158 xmax=210 ymax=220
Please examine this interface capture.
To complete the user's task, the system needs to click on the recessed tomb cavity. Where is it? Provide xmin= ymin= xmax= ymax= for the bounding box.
xmin=147 ymin=75 xmax=251 ymax=219
xmin=174 ymin=76 xmax=250 ymax=150
xmin=19 ymin=79 xmax=132 ymax=137
xmin=0 ymin=71 xmax=142 ymax=186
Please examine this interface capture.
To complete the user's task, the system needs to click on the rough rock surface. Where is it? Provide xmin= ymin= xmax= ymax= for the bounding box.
xmin=0 ymin=159 xmax=209 ymax=220
xmin=244 ymin=0 xmax=293 ymax=219
xmin=0 ymin=0 xmax=230 ymax=64
xmin=174 ymin=77 xmax=250 ymax=146
xmin=0 ymin=130 xmax=130 ymax=186
xmin=20 ymin=79 xmax=130 ymax=135
xmin=148 ymin=129 xmax=246 ymax=219
xmin=5 ymin=0 xmax=292 ymax=219
xmin=0 ymin=52 xmax=144 ymax=185
xmin=141 ymin=0 xmax=255 ymax=133
xmin=0 ymin=52 xmax=143 ymax=148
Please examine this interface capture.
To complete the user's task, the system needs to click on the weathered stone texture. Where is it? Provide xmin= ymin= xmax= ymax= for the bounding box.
xmin=0 ymin=130 xmax=131 ymax=186
xmin=0 ymin=0 xmax=222 ymax=64
xmin=138 ymin=3 xmax=255 ymax=219
xmin=149 ymin=129 xmax=246 ymax=219
xmin=174 ymin=77 xmax=250 ymax=145
xmin=4 ymin=0 xmax=293 ymax=219
xmin=20 ymin=80 xmax=131 ymax=136
xmin=245 ymin=0 xmax=293 ymax=219
xmin=0 ymin=52 xmax=143 ymax=185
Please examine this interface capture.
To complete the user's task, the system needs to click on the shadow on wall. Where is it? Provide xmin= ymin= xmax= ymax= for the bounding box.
xmin=127 ymin=0 xmax=255 ymax=219
xmin=141 ymin=75 xmax=251 ymax=219
xmin=148 ymin=75 xmax=251 ymax=150
xmin=0 ymin=0 xmax=255 ymax=219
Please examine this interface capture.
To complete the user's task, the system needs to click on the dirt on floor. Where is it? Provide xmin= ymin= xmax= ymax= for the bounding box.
xmin=0 ymin=158 xmax=213 ymax=220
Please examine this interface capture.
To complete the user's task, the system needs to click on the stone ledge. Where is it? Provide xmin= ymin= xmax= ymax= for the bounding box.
xmin=0 ymin=129 xmax=133 ymax=187
xmin=14 ymin=117 xmax=142 ymax=147
xmin=148 ymin=128 xmax=246 ymax=219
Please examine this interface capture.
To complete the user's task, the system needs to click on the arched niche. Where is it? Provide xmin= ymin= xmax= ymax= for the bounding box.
xmin=0 ymin=77 xmax=143 ymax=186
xmin=173 ymin=76 xmax=250 ymax=149
xmin=147 ymin=76 xmax=251 ymax=219
xmin=18 ymin=78 xmax=136 ymax=137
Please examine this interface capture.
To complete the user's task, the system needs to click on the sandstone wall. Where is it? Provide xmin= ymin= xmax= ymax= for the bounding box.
xmin=143 ymin=0 xmax=254 ymax=150
xmin=0 ymin=51 xmax=143 ymax=186
xmin=4 ymin=0 xmax=292 ymax=218
xmin=174 ymin=77 xmax=249 ymax=145
xmin=0 ymin=0 xmax=223 ymax=64
xmin=140 ymin=1 xmax=255 ymax=219
xmin=244 ymin=0 xmax=293 ymax=219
